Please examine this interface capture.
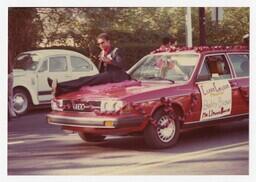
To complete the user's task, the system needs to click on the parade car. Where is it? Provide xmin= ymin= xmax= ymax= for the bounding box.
xmin=13 ymin=49 xmax=99 ymax=115
xmin=47 ymin=46 xmax=249 ymax=148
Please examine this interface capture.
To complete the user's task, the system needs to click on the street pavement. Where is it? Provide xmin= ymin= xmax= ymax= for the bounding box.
xmin=8 ymin=109 xmax=249 ymax=175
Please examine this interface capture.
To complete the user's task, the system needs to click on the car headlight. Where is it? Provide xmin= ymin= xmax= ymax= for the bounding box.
xmin=51 ymin=99 xmax=63 ymax=111
xmin=100 ymin=100 xmax=124 ymax=113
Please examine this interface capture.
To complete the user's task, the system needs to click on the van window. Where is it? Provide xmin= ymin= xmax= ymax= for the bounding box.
xmin=38 ymin=60 xmax=48 ymax=72
xmin=70 ymin=56 xmax=92 ymax=72
xmin=49 ymin=56 xmax=67 ymax=72
xmin=14 ymin=54 xmax=40 ymax=71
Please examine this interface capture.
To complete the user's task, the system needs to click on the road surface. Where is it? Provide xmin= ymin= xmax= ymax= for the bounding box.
xmin=8 ymin=109 xmax=249 ymax=175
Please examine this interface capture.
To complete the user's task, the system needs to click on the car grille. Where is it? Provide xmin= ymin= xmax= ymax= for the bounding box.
xmin=62 ymin=100 xmax=101 ymax=112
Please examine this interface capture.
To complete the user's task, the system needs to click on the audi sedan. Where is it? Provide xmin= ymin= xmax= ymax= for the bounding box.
xmin=47 ymin=46 xmax=249 ymax=148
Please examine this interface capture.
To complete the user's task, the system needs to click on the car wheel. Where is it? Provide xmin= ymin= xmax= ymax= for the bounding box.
xmin=144 ymin=108 xmax=180 ymax=149
xmin=13 ymin=88 xmax=32 ymax=115
xmin=78 ymin=132 xmax=106 ymax=142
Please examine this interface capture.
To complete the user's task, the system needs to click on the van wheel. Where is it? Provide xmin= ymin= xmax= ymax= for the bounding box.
xmin=13 ymin=88 xmax=32 ymax=115
xmin=144 ymin=108 xmax=180 ymax=149
xmin=78 ymin=132 xmax=106 ymax=142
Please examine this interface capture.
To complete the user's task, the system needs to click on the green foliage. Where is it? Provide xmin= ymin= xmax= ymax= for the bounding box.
xmin=8 ymin=8 xmax=42 ymax=65
xmin=205 ymin=8 xmax=249 ymax=45
xmin=9 ymin=7 xmax=249 ymax=68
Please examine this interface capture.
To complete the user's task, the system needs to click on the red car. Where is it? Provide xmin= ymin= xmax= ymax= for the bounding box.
xmin=47 ymin=46 xmax=249 ymax=148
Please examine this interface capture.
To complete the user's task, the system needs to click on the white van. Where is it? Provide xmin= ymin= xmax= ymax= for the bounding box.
xmin=13 ymin=49 xmax=99 ymax=115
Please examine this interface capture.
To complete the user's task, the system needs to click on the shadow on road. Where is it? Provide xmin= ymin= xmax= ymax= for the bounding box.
xmin=93 ymin=120 xmax=249 ymax=152
xmin=8 ymin=112 xmax=249 ymax=175
xmin=9 ymin=119 xmax=249 ymax=154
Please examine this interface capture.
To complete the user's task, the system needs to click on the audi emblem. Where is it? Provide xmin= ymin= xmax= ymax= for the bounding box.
xmin=73 ymin=103 xmax=88 ymax=111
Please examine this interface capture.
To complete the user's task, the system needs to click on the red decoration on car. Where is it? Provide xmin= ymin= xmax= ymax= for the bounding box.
xmin=151 ymin=45 xmax=248 ymax=54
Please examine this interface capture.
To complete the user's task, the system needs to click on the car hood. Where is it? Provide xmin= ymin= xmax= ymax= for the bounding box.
xmin=13 ymin=69 xmax=34 ymax=77
xmin=58 ymin=80 xmax=177 ymax=101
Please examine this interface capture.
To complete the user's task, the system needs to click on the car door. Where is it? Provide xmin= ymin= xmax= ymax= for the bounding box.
xmin=37 ymin=55 xmax=71 ymax=102
xmin=227 ymin=53 xmax=249 ymax=114
xmin=69 ymin=55 xmax=98 ymax=80
xmin=193 ymin=54 xmax=239 ymax=122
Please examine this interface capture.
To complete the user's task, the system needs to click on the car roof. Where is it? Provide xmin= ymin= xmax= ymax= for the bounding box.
xmin=21 ymin=49 xmax=87 ymax=58
xmin=197 ymin=49 xmax=249 ymax=55
xmin=151 ymin=46 xmax=249 ymax=56
xmin=153 ymin=50 xmax=199 ymax=55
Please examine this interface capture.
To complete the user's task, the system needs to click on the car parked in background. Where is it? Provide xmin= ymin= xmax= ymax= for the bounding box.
xmin=13 ymin=49 xmax=99 ymax=115
xmin=47 ymin=46 xmax=249 ymax=148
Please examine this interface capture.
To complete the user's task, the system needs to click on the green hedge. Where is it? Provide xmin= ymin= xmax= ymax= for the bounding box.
xmin=118 ymin=43 xmax=158 ymax=69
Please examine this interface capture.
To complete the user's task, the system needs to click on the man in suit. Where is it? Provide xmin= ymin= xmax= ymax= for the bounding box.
xmin=48 ymin=32 xmax=130 ymax=96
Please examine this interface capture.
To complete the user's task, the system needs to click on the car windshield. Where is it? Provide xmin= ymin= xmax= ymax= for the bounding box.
xmin=130 ymin=53 xmax=199 ymax=82
xmin=14 ymin=53 xmax=40 ymax=71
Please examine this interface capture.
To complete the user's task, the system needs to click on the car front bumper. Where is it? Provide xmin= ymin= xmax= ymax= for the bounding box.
xmin=47 ymin=112 xmax=145 ymax=129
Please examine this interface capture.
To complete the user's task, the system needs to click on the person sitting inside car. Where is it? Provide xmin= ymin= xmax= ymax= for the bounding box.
xmin=48 ymin=33 xmax=130 ymax=97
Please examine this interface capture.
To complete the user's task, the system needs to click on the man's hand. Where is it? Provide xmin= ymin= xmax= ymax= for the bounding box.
xmin=102 ymin=56 xmax=112 ymax=64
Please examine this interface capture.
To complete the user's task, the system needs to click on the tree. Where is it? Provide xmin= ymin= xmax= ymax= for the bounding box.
xmin=8 ymin=8 xmax=42 ymax=68
xmin=205 ymin=7 xmax=249 ymax=45
xmin=9 ymin=7 xmax=249 ymax=69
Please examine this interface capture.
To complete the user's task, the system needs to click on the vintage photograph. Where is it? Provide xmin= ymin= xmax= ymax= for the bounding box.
xmin=7 ymin=6 xmax=249 ymax=176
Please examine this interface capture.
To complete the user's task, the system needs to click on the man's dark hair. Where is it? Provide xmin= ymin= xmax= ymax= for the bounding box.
xmin=97 ymin=33 xmax=110 ymax=41
xmin=162 ymin=37 xmax=170 ymax=45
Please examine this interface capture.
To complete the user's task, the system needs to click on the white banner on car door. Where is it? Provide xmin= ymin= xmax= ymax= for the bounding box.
xmin=198 ymin=80 xmax=232 ymax=121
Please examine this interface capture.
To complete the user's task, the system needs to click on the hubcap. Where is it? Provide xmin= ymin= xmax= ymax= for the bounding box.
xmin=13 ymin=93 xmax=28 ymax=114
xmin=157 ymin=115 xmax=176 ymax=143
